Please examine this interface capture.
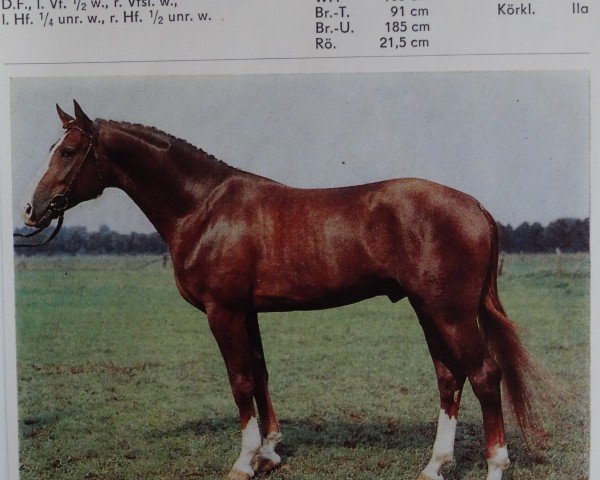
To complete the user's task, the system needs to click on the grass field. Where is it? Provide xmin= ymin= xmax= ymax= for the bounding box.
xmin=14 ymin=254 xmax=589 ymax=480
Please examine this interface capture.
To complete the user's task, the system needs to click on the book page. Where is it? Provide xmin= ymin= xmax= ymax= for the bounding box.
xmin=0 ymin=2 xmax=596 ymax=479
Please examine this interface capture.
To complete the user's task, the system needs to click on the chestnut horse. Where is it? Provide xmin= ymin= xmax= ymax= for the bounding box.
xmin=20 ymin=102 xmax=538 ymax=480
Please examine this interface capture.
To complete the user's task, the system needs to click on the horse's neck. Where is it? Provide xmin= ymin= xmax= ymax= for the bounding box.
xmin=97 ymin=122 xmax=232 ymax=243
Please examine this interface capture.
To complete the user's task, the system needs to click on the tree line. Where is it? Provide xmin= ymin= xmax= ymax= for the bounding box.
xmin=498 ymin=218 xmax=588 ymax=253
xmin=14 ymin=217 xmax=589 ymax=255
xmin=14 ymin=224 xmax=167 ymax=256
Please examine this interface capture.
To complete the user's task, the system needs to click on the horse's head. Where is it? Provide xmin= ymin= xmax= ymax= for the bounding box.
xmin=23 ymin=101 xmax=105 ymax=228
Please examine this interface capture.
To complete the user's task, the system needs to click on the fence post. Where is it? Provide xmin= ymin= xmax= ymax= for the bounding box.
xmin=555 ymin=247 xmax=563 ymax=276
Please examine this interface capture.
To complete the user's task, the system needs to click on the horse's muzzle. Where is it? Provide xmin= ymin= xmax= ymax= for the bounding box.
xmin=23 ymin=203 xmax=36 ymax=227
xmin=23 ymin=202 xmax=55 ymax=228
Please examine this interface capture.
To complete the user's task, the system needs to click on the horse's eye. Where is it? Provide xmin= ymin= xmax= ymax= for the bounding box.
xmin=61 ymin=148 xmax=74 ymax=158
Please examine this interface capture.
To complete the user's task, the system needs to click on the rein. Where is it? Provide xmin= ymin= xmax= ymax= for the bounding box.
xmin=13 ymin=212 xmax=65 ymax=248
xmin=14 ymin=124 xmax=102 ymax=248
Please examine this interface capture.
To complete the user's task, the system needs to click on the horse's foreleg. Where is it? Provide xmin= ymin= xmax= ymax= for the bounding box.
xmin=207 ymin=306 xmax=261 ymax=480
xmin=246 ymin=312 xmax=282 ymax=473
xmin=417 ymin=313 xmax=466 ymax=480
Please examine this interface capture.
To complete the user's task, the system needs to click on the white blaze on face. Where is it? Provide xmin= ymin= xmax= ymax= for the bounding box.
xmin=231 ymin=416 xmax=261 ymax=476
xmin=25 ymin=132 xmax=68 ymax=208
xmin=47 ymin=132 xmax=67 ymax=163
xmin=420 ymin=410 xmax=458 ymax=480
xmin=486 ymin=445 xmax=510 ymax=480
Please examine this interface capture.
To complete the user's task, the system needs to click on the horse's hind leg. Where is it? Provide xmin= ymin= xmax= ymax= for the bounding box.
xmin=416 ymin=310 xmax=466 ymax=480
xmin=246 ymin=311 xmax=282 ymax=473
xmin=466 ymin=350 xmax=510 ymax=480
xmin=416 ymin=303 xmax=510 ymax=480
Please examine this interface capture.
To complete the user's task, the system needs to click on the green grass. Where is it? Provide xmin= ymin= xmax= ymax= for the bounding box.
xmin=15 ymin=254 xmax=589 ymax=479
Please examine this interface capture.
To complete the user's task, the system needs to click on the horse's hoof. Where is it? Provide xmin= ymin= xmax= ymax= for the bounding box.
xmin=226 ymin=469 xmax=251 ymax=480
xmin=254 ymin=456 xmax=281 ymax=474
xmin=417 ymin=472 xmax=441 ymax=480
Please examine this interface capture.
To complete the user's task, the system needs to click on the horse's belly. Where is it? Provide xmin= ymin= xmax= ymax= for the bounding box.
xmin=252 ymin=271 xmax=402 ymax=312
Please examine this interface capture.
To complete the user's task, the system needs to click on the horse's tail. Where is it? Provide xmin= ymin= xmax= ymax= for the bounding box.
xmin=478 ymin=206 xmax=541 ymax=442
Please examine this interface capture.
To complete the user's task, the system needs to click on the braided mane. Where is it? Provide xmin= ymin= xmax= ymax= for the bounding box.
xmin=97 ymin=118 xmax=233 ymax=170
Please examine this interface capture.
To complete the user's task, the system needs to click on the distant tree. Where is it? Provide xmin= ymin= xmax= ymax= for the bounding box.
xmin=87 ymin=231 xmax=107 ymax=254
xmin=107 ymin=231 xmax=128 ymax=254
xmin=579 ymin=218 xmax=590 ymax=251
xmin=64 ymin=227 xmax=88 ymax=255
xmin=545 ymin=218 xmax=589 ymax=252
xmin=528 ymin=222 xmax=547 ymax=252
xmin=511 ymin=222 xmax=548 ymax=253
xmin=512 ymin=222 xmax=530 ymax=252
xmin=497 ymin=223 xmax=515 ymax=252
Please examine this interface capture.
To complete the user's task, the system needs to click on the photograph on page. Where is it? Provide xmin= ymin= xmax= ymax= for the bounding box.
xmin=8 ymin=72 xmax=589 ymax=480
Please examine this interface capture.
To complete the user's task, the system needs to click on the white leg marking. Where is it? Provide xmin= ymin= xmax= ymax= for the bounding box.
xmin=486 ymin=445 xmax=510 ymax=480
xmin=259 ymin=431 xmax=282 ymax=464
xmin=232 ymin=417 xmax=261 ymax=476
xmin=421 ymin=410 xmax=457 ymax=480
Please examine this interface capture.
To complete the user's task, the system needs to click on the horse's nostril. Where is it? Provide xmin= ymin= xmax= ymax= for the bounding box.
xmin=24 ymin=203 xmax=32 ymax=217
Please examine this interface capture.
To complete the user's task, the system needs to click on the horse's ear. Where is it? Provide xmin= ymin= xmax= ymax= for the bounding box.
xmin=73 ymin=100 xmax=94 ymax=134
xmin=56 ymin=104 xmax=74 ymax=128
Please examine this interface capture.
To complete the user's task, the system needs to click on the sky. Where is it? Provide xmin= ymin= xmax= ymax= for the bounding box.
xmin=10 ymin=72 xmax=589 ymax=234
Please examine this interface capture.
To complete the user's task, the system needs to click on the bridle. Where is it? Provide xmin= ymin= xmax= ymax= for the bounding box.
xmin=14 ymin=123 xmax=103 ymax=248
